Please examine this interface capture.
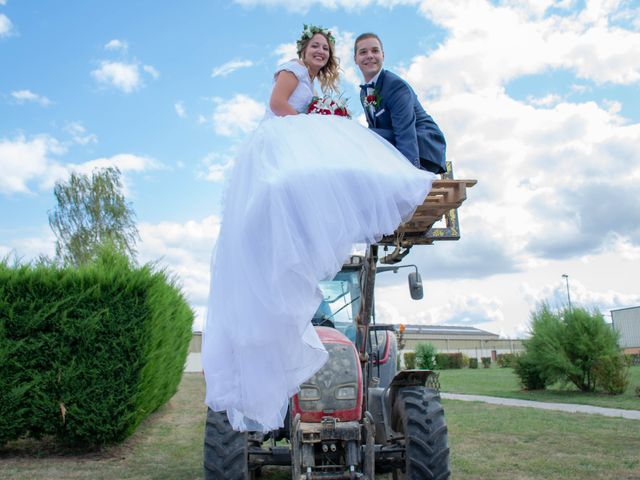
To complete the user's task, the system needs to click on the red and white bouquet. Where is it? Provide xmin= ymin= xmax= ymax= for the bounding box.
xmin=306 ymin=96 xmax=351 ymax=118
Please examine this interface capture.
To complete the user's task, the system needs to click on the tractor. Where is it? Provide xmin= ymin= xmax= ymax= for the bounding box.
xmin=204 ymin=166 xmax=476 ymax=479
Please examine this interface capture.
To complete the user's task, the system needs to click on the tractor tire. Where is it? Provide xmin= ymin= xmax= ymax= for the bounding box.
xmin=204 ymin=408 xmax=250 ymax=480
xmin=391 ymin=386 xmax=450 ymax=480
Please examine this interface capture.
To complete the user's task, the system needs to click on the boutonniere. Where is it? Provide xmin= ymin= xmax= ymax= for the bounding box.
xmin=363 ymin=90 xmax=382 ymax=109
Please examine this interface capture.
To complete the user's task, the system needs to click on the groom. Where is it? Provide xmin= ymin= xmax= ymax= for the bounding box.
xmin=355 ymin=33 xmax=446 ymax=174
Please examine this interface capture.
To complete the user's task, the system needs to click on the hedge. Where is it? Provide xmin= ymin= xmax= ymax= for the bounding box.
xmin=404 ymin=352 xmax=416 ymax=370
xmin=434 ymin=352 xmax=465 ymax=369
xmin=0 ymin=250 xmax=193 ymax=446
xmin=497 ymin=353 xmax=518 ymax=368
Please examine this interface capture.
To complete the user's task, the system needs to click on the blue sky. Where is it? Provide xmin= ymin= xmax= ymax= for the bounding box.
xmin=2 ymin=0 xmax=640 ymax=337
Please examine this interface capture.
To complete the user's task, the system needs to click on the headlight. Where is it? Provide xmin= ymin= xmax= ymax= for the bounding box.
xmin=300 ymin=386 xmax=321 ymax=401
xmin=335 ymin=385 xmax=357 ymax=400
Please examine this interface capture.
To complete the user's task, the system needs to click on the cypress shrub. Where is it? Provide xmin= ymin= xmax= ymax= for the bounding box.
xmin=0 ymin=249 xmax=193 ymax=446
xmin=415 ymin=342 xmax=437 ymax=369
xmin=593 ymin=354 xmax=630 ymax=395
xmin=514 ymin=354 xmax=549 ymax=390
xmin=481 ymin=357 xmax=492 ymax=368
xmin=468 ymin=358 xmax=478 ymax=369
xmin=403 ymin=352 xmax=416 ymax=370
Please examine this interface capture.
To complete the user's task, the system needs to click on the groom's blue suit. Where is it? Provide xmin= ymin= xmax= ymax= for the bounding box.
xmin=361 ymin=69 xmax=446 ymax=174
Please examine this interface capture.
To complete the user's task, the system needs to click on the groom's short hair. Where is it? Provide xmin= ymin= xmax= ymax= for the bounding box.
xmin=354 ymin=33 xmax=384 ymax=57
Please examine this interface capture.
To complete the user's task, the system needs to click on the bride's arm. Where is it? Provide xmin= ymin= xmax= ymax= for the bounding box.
xmin=270 ymin=71 xmax=300 ymax=116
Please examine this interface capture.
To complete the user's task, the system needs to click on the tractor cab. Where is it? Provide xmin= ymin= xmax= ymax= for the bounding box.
xmin=311 ymin=262 xmax=361 ymax=342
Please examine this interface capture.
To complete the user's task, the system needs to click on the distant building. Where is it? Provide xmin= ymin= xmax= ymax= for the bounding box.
xmin=188 ymin=325 xmax=525 ymax=368
xmin=611 ymin=306 xmax=640 ymax=355
xmin=399 ymin=324 xmax=524 ymax=361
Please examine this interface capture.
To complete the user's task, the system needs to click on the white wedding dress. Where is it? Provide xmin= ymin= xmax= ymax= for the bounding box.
xmin=202 ymin=60 xmax=436 ymax=432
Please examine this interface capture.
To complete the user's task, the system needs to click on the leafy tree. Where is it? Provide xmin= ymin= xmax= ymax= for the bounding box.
xmin=415 ymin=342 xmax=438 ymax=369
xmin=517 ymin=304 xmax=623 ymax=392
xmin=48 ymin=167 xmax=139 ymax=266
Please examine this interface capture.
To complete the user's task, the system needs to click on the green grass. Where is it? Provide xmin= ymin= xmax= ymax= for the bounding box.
xmin=1 ymin=372 xmax=639 ymax=480
xmin=445 ymin=399 xmax=640 ymax=479
xmin=439 ymin=364 xmax=640 ymax=410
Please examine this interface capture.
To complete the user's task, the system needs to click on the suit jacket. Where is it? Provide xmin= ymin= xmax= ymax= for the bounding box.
xmin=360 ymin=69 xmax=446 ymax=174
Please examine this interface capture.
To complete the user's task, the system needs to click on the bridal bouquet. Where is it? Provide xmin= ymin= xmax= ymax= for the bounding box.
xmin=306 ymin=96 xmax=351 ymax=118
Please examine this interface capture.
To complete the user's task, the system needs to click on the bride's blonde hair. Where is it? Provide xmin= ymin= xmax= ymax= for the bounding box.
xmin=296 ymin=26 xmax=340 ymax=93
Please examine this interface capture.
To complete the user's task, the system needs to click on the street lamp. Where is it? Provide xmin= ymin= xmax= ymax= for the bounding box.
xmin=561 ymin=274 xmax=572 ymax=310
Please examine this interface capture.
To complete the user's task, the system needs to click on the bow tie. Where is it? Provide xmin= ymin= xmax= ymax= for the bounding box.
xmin=359 ymin=82 xmax=374 ymax=91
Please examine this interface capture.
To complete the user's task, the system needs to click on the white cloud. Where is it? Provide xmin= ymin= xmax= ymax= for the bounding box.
xmin=198 ymin=152 xmax=235 ymax=182
xmin=0 ymin=134 xmax=65 ymax=194
xmin=138 ymin=216 xmax=222 ymax=331
xmin=233 ymin=0 xmax=419 ymax=13
xmin=274 ymin=42 xmax=297 ymax=66
xmin=91 ymin=61 xmax=142 ymax=93
xmin=526 ymin=93 xmax=562 ymax=107
xmin=39 ymin=153 xmax=162 ymax=197
xmin=0 ymin=13 xmax=13 ymax=37
xmin=64 ymin=122 xmax=98 ymax=145
xmin=174 ymin=101 xmax=186 ymax=118
xmin=416 ymin=294 xmax=505 ymax=326
xmin=375 ymin=284 xmax=505 ymax=328
xmin=10 ymin=89 xmax=52 ymax=106
xmin=0 ymin=133 xmax=160 ymax=195
xmin=522 ymin=279 xmax=640 ymax=316
xmin=105 ymin=39 xmax=128 ymax=51
xmin=407 ymin=1 xmax=640 ymax=96
xmin=62 ymin=153 xmax=159 ymax=177
xmin=0 ymin=226 xmax=56 ymax=262
xmin=211 ymin=94 xmax=265 ymax=137
xmin=211 ymin=59 xmax=254 ymax=77
xmin=143 ymin=64 xmax=160 ymax=79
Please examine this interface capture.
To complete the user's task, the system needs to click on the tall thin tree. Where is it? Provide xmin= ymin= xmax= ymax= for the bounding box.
xmin=48 ymin=167 xmax=139 ymax=266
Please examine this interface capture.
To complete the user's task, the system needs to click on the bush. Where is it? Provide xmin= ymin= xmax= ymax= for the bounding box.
xmin=481 ymin=357 xmax=492 ymax=368
xmin=468 ymin=358 xmax=478 ymax=369
xmin=461 ymin=353 xmax=470 ymax=368
xmin=403 ymin=352 xmax=416 ymax=370
xmin=435 ymin=353 xmax=465 ymax=369
xmin=0 ymin=249 xmax=193 ymax=447
xmin=516 ymin=304 xmax=621 ymax=392
xmin=593 ymin=354 xmax=630 ymax=395
xmin=497 ymin=353 xmax=518 ymax=368
xmin=636 ymin=385 xmax=640 ymax=398
xmin=514 ymin=354 xmax=550 ymax=390
xmin=415 ymin=342 xmax=437 ymax=370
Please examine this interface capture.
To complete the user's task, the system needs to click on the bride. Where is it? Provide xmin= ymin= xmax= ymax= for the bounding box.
xmin=202 ymin=25 xmax=436 ymax=432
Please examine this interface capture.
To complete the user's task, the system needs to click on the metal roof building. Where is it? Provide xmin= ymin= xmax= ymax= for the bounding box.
xmin=611 ymin=306 xmax=640 ymax=354
xmin=399 ymin=324 xmax=523 ymax=361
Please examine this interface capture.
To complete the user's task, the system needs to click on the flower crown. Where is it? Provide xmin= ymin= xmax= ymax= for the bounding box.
xmin=296 ymin=24 xmax=335 ymax=53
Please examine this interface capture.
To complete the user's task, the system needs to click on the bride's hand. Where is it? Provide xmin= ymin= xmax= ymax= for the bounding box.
xmin=270 ymin=71 xmax=299 ymax=117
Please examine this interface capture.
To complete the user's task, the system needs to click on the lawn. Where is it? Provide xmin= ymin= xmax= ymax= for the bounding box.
xmin=438 ymin=364 xmax=640 ymax=410
xmin=1 ymin=372 xmax=639 ymax=480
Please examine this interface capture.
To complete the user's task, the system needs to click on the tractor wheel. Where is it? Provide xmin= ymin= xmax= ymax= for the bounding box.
xmin=204 ymin=408 xmax=250 ymax=480
xmin=391 ymin=386 xmax=450 ymax=480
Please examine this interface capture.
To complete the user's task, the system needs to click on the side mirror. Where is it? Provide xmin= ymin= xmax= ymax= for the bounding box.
xmin=408 ymin=272 xmax=423 ymax=300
